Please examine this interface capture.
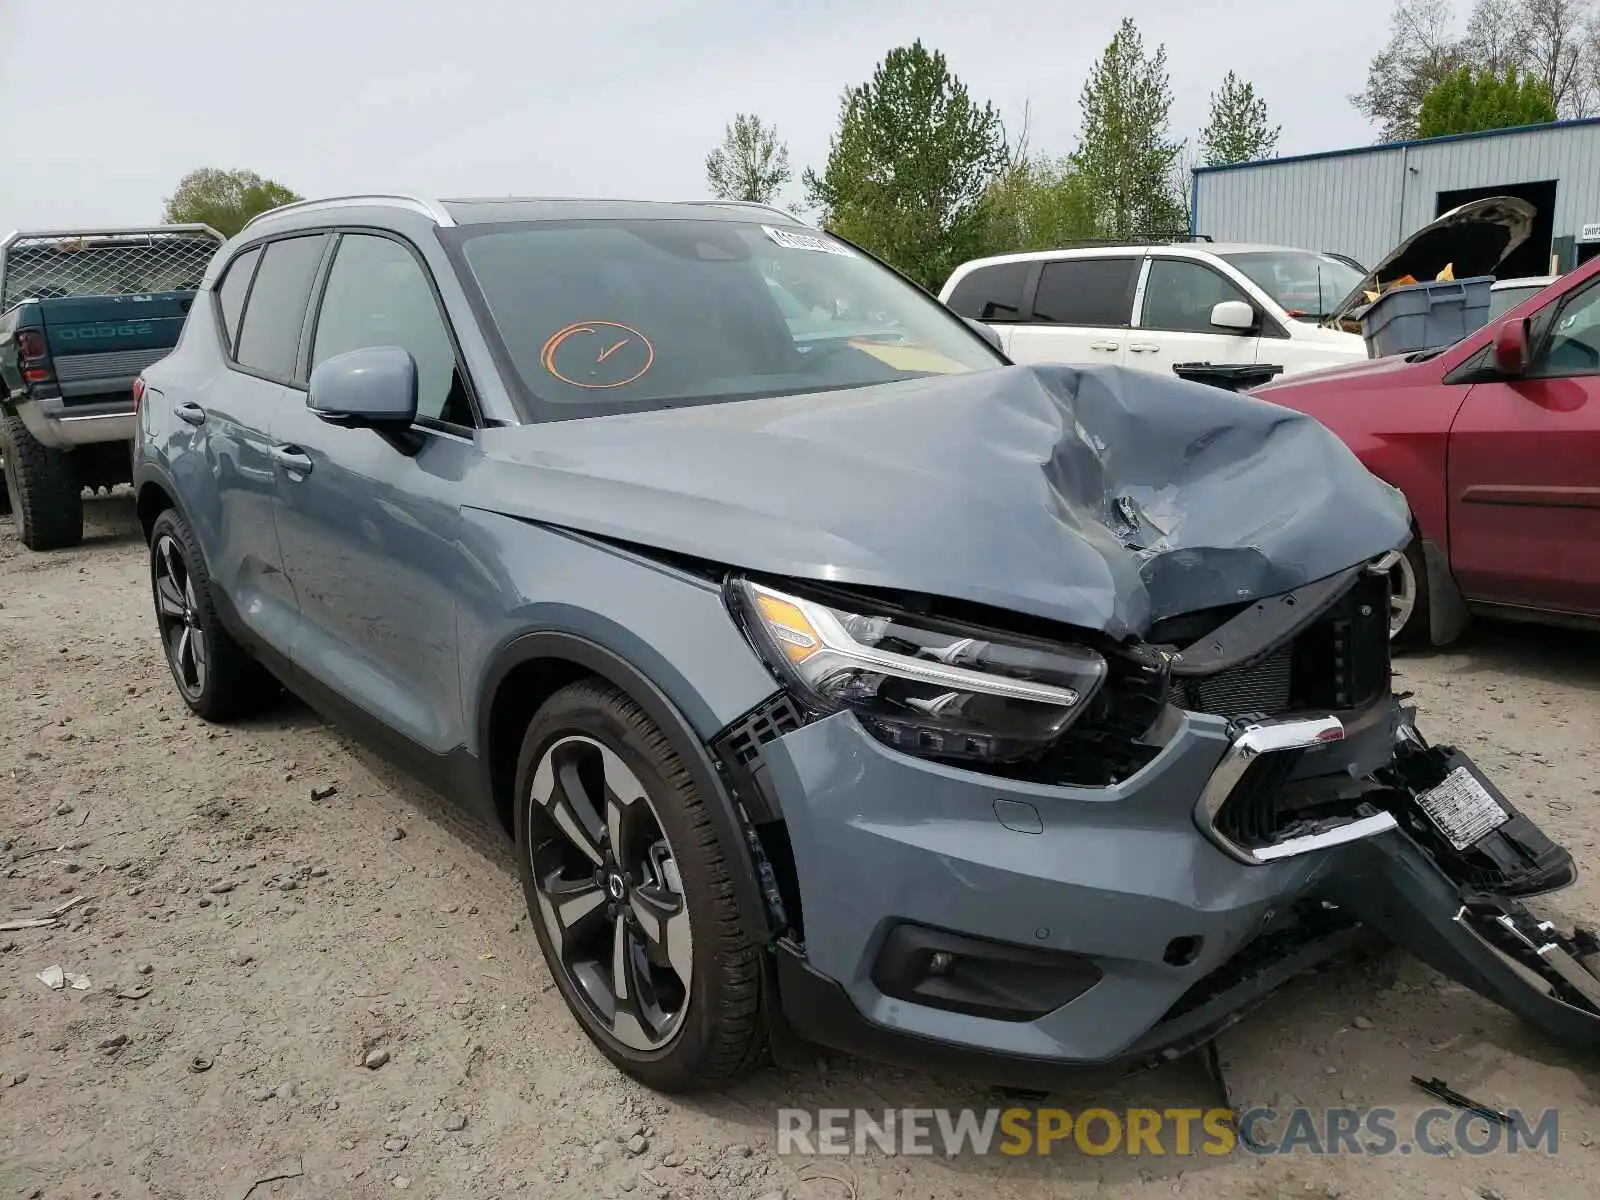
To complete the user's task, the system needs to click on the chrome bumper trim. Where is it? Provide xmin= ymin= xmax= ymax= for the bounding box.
xmin=1198 ymin=714 xmax=1398 ymax=865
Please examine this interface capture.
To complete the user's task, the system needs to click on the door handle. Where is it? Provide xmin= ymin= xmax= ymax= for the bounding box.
xmin=174 ymin=402 xmax=206 ymax=426
xmin=269 ymin=444 xmax=313 ymax=476
xmin=1129 ymin=343 xmax=1161 ymax=353
xmin=1089 ymin=341 xmax=1121 ymax=351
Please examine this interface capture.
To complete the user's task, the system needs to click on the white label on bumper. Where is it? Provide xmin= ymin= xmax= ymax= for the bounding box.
xmin=1417 ymin=765 xmax=1509 ymax=850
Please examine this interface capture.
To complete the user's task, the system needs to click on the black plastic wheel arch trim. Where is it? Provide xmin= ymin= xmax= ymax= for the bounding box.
xmin=478 ymin=629 xmax=778 ymax=946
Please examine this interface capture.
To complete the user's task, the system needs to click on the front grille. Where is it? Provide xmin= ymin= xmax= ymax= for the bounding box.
xmin=1167 ymin=571 xmax=1391 ymax=723
xmin=1169 ymin=643 xmax=1292 ymax=720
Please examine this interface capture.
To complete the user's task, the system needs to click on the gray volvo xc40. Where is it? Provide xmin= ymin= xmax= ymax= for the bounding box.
xmin=133 ymin=195 xmax=1600 ymax=1092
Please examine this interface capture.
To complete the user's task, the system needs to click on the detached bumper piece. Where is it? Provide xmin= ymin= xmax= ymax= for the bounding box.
xmin=1196 ymin=713 xmax=1398 ymax=864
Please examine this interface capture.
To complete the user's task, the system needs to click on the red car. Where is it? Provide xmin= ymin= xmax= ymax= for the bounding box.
xmin=1254 ymin=254 xmax=1600 ymax=646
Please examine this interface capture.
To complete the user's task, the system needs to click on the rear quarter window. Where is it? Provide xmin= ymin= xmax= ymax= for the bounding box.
xmin=214 ymin=247 xmax=261 ymax=355
xmin=945 ymin=261 xmax=1032 ymax=322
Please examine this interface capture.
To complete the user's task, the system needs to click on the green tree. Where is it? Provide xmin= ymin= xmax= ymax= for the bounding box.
xmin=1417 ymin=64 xmax=1558 ymax=135
xmin=980 ymin=156 xmax=1099 ymax=254
xmin=162 ymin=169 xmax=302 ymax=237
xmin=1072 ymin=18 xmax=1186 ymax=238
xmin=1199 ymin=71 xmax=1281 ymax=165
xmin=704 ymin=114 xmax=792 ymax=205
xmin=803 ymin=41 xmax=1007 ymax=290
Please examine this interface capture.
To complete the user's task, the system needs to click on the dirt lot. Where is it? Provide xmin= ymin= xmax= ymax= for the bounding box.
xmin=3 ymin=491 xmax=1599 ymax=1200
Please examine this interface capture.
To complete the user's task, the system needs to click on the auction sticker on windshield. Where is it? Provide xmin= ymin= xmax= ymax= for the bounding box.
xmin=763 ymin=226 xmax=856 ymax=257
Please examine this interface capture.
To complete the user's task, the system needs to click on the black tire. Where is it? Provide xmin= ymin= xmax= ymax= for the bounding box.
xmin=1389 ymin=535 xmax=1431 ymax=650
xmin=1 ymin=410 xmax=83 ymax=550
xmin=147 ymin=507 xmax=278 ymax=721
xmin=513 ymin=679 xmax=767 ymax=1092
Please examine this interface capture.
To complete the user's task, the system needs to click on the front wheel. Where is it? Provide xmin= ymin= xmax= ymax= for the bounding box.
xmin=513 ymin=679 xmax=767 ymax=1092
xmin=1388 ymin=537 xmax=1431 ymax=648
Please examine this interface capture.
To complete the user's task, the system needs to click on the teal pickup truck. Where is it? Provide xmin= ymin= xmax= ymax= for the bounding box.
xmin=0 ymin=225 xmax=223 ymax=549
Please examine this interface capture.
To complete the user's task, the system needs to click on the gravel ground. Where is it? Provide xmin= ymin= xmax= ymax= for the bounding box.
xmin=3 ymin=490 xmax=1599 ymax=1200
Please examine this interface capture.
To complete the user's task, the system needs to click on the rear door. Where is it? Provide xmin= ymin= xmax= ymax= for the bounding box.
xmin=1004 ymin=256 xmax=1138 ymax=367
xmin=270 ymin=229 xmax=477 ymax=757
xmin=189 ymin=234 xmax=327 ymax=654
xmin=1447 ymin=272 xmax=1600 ymax=616
xmin=1129 ymin=256 xmax=1259 ymax=374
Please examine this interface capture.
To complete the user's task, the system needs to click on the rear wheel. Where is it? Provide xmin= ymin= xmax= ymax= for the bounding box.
xmin=148 ymin=508 xmax=277 ymax=721
xmin=514 ymin=679 xmax=767 ymax=1091
xmin=0 ymin=411 xmax=82 ymax=550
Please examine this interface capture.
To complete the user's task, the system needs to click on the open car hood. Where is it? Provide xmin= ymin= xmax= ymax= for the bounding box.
xmin=474 ymin=365 xmax=1412 ymax=640
xmin=1324 ymin=196 xmax=1536 ymax=329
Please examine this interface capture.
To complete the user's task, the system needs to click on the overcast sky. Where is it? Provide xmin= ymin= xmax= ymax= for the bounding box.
xmin=1 ymin=0 xmax=1403 ymax=231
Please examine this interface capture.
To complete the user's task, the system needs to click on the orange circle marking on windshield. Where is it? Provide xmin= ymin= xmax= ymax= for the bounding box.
xmin=540 ymin=320 xmax=654 ymax=389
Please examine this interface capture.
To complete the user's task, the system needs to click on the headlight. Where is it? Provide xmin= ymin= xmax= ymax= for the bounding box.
xmin=730 ymin=578 xmax=1107 ymax=762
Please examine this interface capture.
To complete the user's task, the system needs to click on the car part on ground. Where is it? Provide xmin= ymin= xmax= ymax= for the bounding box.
xmin=131 ymin=193 xmax=1600 ymax=1093
xmin=0 ymin=224 xmax=223 ymax=550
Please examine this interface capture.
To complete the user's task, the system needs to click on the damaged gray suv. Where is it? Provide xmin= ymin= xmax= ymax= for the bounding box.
xmin=133 ymin=194 xmax=1600 ymax=1092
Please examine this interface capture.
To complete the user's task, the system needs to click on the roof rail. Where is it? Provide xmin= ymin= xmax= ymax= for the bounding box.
xmin=679 ymin=199 xmax=804 ymax=224
xmin=1045 ymin=231 xmax=1210 ymax=249
xmin=240 ymin=194 xmax=456 ymax=233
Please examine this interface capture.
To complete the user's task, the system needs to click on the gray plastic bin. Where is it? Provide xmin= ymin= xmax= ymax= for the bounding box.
xmin=1358 ymin=275 xmax=1494 ymax=357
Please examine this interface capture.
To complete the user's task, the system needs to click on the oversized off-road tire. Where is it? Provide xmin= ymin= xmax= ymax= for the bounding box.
xmin=1388 ymin=535 xmax=1431 ymax=650
xmin=1 ymin=410 xmax=83 ymax=550
xmin=514 ymin=679 xmax=767 ymax=1092
xmin=147 ymin=507 xmax=278 ymax=721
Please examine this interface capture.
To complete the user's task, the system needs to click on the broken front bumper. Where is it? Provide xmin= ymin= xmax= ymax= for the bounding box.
xmin=763 ymin=701 xmax=1600 ymax=1087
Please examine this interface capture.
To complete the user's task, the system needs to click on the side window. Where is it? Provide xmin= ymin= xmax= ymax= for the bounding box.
xmin=235 ymin=235 xmax=329 ymax=380
xmin=1031 ymin=258 xmax=1138 ymax=328
xmin=1531 ymin=279 xmax=1600 ymax=378
xmin=214 ymin=246 xmax=260 ymax=354
xmin=311 ymin=234 xmax=472 ymax=427
xmin=1141 ymin=259 xmax=1252 ymax=333
xmin=945 ymin=261 xmax=1032 ymax=322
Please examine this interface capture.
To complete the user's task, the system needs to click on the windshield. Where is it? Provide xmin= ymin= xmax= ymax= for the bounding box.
xmin=1221 ymin=250 xmax=1367 ymax=321
xmin=448 ymin=219 xmax=1002 ymax=419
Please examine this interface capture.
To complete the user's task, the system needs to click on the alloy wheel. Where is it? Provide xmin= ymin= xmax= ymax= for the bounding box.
xmin=152 ymin=533 xmax=208 ymax=701
xmin=527 ymin=735 xmax=693 ymax=1051
xmin=1388 ymin=552 xmax=1418 ymax=640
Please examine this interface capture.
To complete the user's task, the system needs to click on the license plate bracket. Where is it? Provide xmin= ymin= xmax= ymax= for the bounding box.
xmin=1416 ymin=764 xmax=1510 ymax=851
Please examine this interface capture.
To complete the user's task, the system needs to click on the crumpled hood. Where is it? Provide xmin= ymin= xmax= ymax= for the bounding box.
xmin=473 ymin=364 xmax=1412 ymax=640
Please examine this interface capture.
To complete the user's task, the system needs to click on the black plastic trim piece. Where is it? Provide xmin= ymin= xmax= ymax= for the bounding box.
xmin=478 ymin=629 xmax=777 ymax=945
xmin=870 ymin=923 xmax=1103 ymax=1022
xmin=1168 ymin=563 xmax=1365 ymax=677
xmin=774 ymin=925 xmax=1372 ymax=1089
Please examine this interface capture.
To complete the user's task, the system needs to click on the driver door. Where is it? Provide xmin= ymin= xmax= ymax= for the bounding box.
xmin=1128 ymin=256 xmax=1260 ymax=374
xmin=1446 ymin=274 xmax=1600 ymax=616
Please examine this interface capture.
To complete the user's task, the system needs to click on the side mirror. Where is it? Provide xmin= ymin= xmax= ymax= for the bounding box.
xmin=1210 ymin=300 xmax=1256 ymax=332
xmin=963 ymin=317 xmax=1005 ymax=353
xmin=1493 ymin=318 xmax=1531 ymax=377
xmin=307 ymin=346 xmax=419 ymax=430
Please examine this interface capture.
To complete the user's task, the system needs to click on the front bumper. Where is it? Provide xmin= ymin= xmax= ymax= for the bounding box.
xmin=760 ymin=698 xmax=1600 ymax=1084
xmin=12 ymin=395 xmax=135 ymax=449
